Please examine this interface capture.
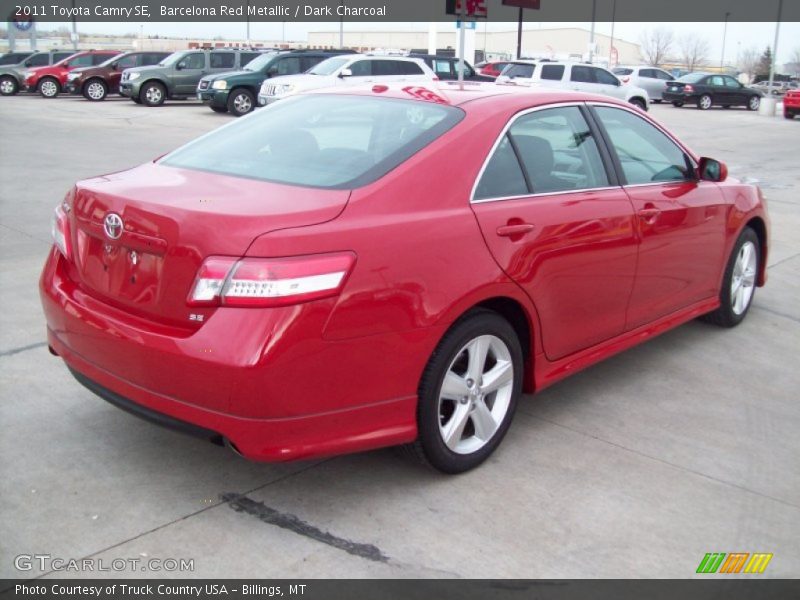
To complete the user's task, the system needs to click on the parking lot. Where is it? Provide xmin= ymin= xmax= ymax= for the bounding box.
xmin=1 ymin=94 xmax=798 ymax=580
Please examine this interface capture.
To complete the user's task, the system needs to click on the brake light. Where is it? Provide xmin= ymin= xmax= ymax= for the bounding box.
xmin=684 ymin=84 xmax=694 ymax=93
xmin=622 ymin=76 xmax=630 ymax=83
xmin=188 ymin=252 xmax=356 ymax=308
xmin=51 ymin=203 xmax=72 ymax=260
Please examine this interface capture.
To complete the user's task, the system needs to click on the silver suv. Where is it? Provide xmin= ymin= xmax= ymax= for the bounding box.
xmin=612 ymin=66 xmax=675 ymax=102
xmin=497 ymin=60 xmax=650 ymax=111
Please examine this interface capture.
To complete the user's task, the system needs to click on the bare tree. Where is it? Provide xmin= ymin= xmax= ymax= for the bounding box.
xmin=787 ymin=46 xmax=800 ymax=77
xmin=738 ymin=46 xmax=761 ymax=83
xmin=639 ymin=27 xmax=674 ymax=66
xmin=679 ymin=33 xmax=710 ymax=72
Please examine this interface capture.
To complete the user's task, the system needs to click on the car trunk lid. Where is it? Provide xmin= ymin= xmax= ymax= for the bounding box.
xmin=67 ymin=162 xmax=349 ymax=327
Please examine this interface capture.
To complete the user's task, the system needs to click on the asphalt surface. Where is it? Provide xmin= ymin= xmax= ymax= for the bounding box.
xmin=1 ymin=94 xmax=798 ymax=580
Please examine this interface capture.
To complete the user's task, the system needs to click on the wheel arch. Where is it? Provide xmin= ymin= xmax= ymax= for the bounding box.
xmin=744 ymin=216 xmax=768 ymax=286
xmin=140 ymin=78 xmax=169 ymax=97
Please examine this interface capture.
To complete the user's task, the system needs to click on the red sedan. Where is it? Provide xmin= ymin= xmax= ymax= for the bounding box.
xmin=40 ymin=85 xmax=769 ymax=473
xmin=784 ymin=89 xmax=800 ymax=119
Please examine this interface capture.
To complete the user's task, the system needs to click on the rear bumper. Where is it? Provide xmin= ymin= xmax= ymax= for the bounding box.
xmin=40 ymin=248 xmax=421 ymax=461
xmin=663 ymin=91 xmax=695 ymax=103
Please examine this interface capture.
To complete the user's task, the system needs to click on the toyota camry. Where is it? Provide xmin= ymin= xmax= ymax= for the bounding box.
xmin=40 ymin=84 xmax=769 ymax=473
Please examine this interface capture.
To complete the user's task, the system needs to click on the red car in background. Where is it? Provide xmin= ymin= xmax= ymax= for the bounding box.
xmin=784 ymin=89 xmax=800 ymax=119
xmin=24 ymin=50 xmax=120 ymax=97
xmin=40 ymin=85 xmax=769 ymax=473
xmin=478 ymin=61 xmax=512 ymax=78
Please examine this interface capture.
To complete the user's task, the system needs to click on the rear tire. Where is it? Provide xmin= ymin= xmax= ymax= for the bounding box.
xmin=629 ymin=97 xmax=647 ymax=111
xmin=702 ymin=228 xmax=760 ymax=328
xmin=83 ymin=78 xmax=108 ymax=101
xmin=0 ymin=75 xmax=18 ymax=96
xmin=785 ymin=111 xmax=796 ymax=120
xmin=697 ymin=94 xmax=713 ymax=110
xmin=747 ymin=95 xmax=761 ymax=111
xmin=140 ymin=81 xmax=166 ymax=107
xmin=402 ymin=309 xmax=523 ymax=474
xmin=38 ymin=77 xmax=60 ymax=98
xmin=227 ymin=88 xmax=255 ymax=117
xmin=672 ymin=101 xmax=684 ymax=107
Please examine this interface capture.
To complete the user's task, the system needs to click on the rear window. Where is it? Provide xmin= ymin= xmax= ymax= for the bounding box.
xmin=613 ymin=68 xmax=634 ymax=75
xmin=160 ymin=95 xmax=464 ymax=190
xmin=678 ymin=73 xmax=707 ymax=83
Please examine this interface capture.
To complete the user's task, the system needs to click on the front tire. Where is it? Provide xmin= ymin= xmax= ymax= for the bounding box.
xmin=210 ymin=106 xmax=228 ymax=113
xmin=785 ymin=111 xmax=796 ymax=120
xmin=747 ymin=95 xmax=761 ymax=111
xmin=629 ymin=97 xmax=647 ymax=111
xmin=227 ymin=88 xmax=255 ymax=117
xmin=672 ymin=101 xmax=684 ymax=107
xmin=405 ymin=309 xmax=523 ymax=474
xmin=83 ymin=78 xmax=108 ymax=101
xmin=38 ymin=77 xmax=60 ymax=98
xmin=140 ymin=81 xmax=166 ymax=106
xmin=697 ymin=94 xmax=713 ymax=110
xmin=702 ymin=228 xmax=760 ymax=327
xmin=0 ymin=75 xmax=18 ymax=96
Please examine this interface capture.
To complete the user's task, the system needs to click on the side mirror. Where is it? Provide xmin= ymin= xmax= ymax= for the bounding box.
xmin=698 ymin=157 xmax=728 ymax=183
xmin=175 ymin=62 xmax=185 ymax=71
xmin=339 ymin=68 xmax=353 ymax=78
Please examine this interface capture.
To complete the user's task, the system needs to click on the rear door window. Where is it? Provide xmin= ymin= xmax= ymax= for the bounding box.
xmin=26 ymin=54 xmax=49 ymax=67
xmin=240 ymin=52 xmax=261 ymax=65
xmin=68 ymin=55 xmax=94 ymax=68
xmin=570 ymin=66 xmax=593 ymax=83
xmin=54 ymin=52 xmax=74 ymax=62
xmin=474 ymin=136 xmax=529 ymax=200
xmin=432 ymin=59 xmax=454 ymax=78
xmin=274 ymin=56 xmax=302 ymax=75
xmin=349 ymin=60 xmax=372 ymax=76
xmin=301 ymin=56 xmax=325 ymax=71
xmin=93 ymin=54 xmax=115 ymax=65
xmin=540 ymin=64 xmax=565 ymax=81
xmin=116 ymin=54 xmax=138 ymax=69
xmin=210 ymin=53 xmax=235 ymax=69
xmin=179 ymin=53 xmax=205 ymax=70
xmin=594 ymin=68 xmax=619 ymax=85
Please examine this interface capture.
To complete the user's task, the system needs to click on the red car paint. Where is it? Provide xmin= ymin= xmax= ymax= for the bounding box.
xmin=40 ymin=85 xmax=769 ymax=462
xmin=479 ymin=62 xmax=511 ymax=78
xmin=24 ymin=50 xmax=120 ymax=92
xmin=784 ymin=89 xmax=800 ymax=119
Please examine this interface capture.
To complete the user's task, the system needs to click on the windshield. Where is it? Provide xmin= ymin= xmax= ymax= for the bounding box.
xmin=678 ymin=73 xmax=707 ymax=83
xmin=160 ymin=95 xmax=464 ymax=189
xmin=158 ymin=52 xmax=184 ymax=67
xmin=242 ymin=52 xmax=278 ymax=71
xmin=613 ymin=68 xmax=633 ymax=75
xmin=308 ymin=57 xmax=349 ymax=76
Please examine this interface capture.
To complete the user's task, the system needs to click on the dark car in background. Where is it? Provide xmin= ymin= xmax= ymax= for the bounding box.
xmin=0 ymin=50 xmax=75 ymax=96
xmin=409 ymin=54 xmax=494 ymax=82
xmin=663 ymin=72 xmax=763 ymax=111
xmin=197 ymin=49 xmax=354 ymax=116
xmin=0 ymin=52 xmax=34 ymax=66
xmin=120 ymin=49 xmax=265 ymax=106
xmin=66 ymin=51 xmax=171 ymax=101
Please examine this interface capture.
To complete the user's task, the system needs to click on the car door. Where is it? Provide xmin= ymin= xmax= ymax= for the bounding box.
xmin=109 ymin=53 xmax=137 ymax=88
xmin=174 ymin=52 xmax=206 ymax=94
xmin=470 ymin=104 xmax=639 ymax=360
xmin=568 ymin=65 xmax=595 ymax=93
xmin=638 ymin=68 xmax=662 ymax=100
xmin=590 ymin=105 xmax=727 ymax=329
xmin=723 ymin=76 xmax=746 ymax=105
xmin=706 ymin=75 xmax=728 ymax=105
xmin=593 ymin=67 xmax=626 ymax=99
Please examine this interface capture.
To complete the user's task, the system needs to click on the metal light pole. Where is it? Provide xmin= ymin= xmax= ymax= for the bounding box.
xmin=720 ymin=12 xmax=731 ymax=70
xmin=767 ymin=0 xmax=783 ymax=91
xmin=71 ymin=0 xmax=78 ymax=50
xmin=609 ymin=0 xmax=617 ymax=67
xmin=246 ymin=0 xmax=251 ymax=47
xmin=588 ymin=0 xmax=597 ymax=64
xmin=516 ymin=7 xmax=523 ymax=59
xmin=458 ymin=0 xmax=466 ymax=87
xmin=339 ymin=1 xmax=344 ymax=48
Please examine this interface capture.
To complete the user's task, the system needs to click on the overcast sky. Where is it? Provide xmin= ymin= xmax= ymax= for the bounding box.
xmin=31 ymin=21 xmax=800 ymax=63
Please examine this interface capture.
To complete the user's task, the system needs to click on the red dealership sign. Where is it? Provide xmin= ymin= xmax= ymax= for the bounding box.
xmin=502 ymin=0 xmax=541 ymax=9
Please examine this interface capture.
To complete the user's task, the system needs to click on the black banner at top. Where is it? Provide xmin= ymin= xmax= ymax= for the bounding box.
xmin=2 ymin=0 xmax=799 ymax=23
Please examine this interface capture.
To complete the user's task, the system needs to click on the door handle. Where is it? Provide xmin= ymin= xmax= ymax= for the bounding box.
xmin=496 ymin=223 xmax=535 ymax=238
xmin=638 ymin=207 xmax=661 ymax=224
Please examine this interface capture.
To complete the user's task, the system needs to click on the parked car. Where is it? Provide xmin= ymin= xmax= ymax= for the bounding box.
xmin=409 ymin=54 xmax=494 ymax=82
xmin=0 ymin=50 xmax=75 ymax=96
xmin=612 ymin=65 xmax=675 ymax=102
xmin=40 ymin=84 xmax=768 ymax=473
xmin=784 ymin=88 xmax=800 ymax=120
xmin=663 ymin=73 xmax=763 ymax=110
xmin=497 ymin=60 xmax=650 ymax=111
xmin=0 ymin=51 xmax=33 ymax=66
xmin=197 ymin=49 xmax=354 ymax=117
xmin=66 ymin=51 xmax=171 ymax=101
xmin=257 ymin=54 xmax=437 ymax=106
xmin=753 ymin=80 xmax=787 ymax=96
xmin=24 ymin=50 xmax=121 ymax=98
xmin=120 ymin=49 xmax=265 ymax=106
xmin=477 ymin=61 xmax=512 ymax=78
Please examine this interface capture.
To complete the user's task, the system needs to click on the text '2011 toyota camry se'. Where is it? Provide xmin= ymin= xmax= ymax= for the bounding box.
xmin=40 ymin=83 xmax=769 ymax=473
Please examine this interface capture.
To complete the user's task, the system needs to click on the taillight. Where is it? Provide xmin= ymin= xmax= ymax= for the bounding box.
xmin=188 ymin=252 xmax=356 ymax=308
xmin=684 ymin=84 xmax=694 ymax=93
xmin=51 ymin=203 xmax=72 ymax=260
xmin=622 ymin=76 xmax=630 ymax=83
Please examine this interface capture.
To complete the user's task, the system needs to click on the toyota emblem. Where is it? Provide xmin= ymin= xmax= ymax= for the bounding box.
xmin=103 ymin=213 xmax=124 ymax=240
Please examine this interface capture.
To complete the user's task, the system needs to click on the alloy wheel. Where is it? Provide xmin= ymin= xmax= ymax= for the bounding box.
xmin=40 ymin=80 xmax=58 ymax=97
xmin=731 ymin=241 xmax=757 ymax=315
xmin=86 ymin=82 xmax=105 ymax=100
xmin=145 ymin=86 xmax=163 ymax=104
xmin=0 ymin=78 xmax=15 ymax=95
xmin=699 ymin=95 xmax=712 ymax=110
xmin=233 ymin=93 xmax=252 ymax=114
xmin=749 ymin=96 xmax=760 ymax=111
xmin=437 ymin=334 xmax=514 ymax=455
